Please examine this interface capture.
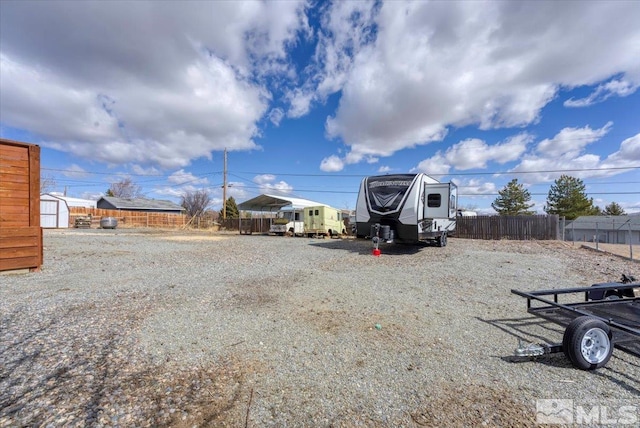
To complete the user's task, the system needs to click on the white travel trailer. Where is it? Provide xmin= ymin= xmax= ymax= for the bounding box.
xmin=355 ymin=173 xmax=458 ymax=246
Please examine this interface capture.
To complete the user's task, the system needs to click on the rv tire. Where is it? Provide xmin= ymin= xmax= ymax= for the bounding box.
xmin=437 ymin=233 xmax=447 ymax=247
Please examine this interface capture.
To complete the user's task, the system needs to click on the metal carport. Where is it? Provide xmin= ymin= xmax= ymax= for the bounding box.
xmin=237 ymin=194 xmax=326 ymax=234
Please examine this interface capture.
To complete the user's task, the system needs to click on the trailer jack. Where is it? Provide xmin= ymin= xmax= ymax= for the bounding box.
xmin=370 ymin=224 xmax=393 ymax=256
xmin=372 ymin=236 xmax=381 ymax=256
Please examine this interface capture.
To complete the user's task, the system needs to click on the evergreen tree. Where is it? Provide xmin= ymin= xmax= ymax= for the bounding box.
xmin=602 ymin=201 xmax=626 ymax=216
xmin=544 ymin=175 xmax=598 ymax=220
xmin=219 ymin=196 xmax=239 ymax=219
xmin=491 ymin=179 xmax=535 ymax=215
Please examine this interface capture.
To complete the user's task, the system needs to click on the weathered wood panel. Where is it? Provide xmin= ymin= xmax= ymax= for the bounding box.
xmin=219 ymin=217 xmax=273 ymax=233
xmin=0 ymin=226 xmax=42 ymax=271
xmin=0 ymin=189 xmax=29 ymax=199
xmin=455 ymin=215 xmax=559 ymax=240
xmin=0 ymin=138 xmax=42 ymax=272
xmin=0 ymin=204 xmax=30 ymax=214
xmin=0 ymin=256 xmax=41 ymax=271
xmin=0 ymin=180 xmax=30 ymax=191
xmin=0 ymin=214 xmax=30 ymax=225
xmin=0 ymin=234 xmax=40 ymax=249
xmin=0 ymin=144 xmax=29 ymax=161
xmin=0 ymin=174 xmax=30 ymax=184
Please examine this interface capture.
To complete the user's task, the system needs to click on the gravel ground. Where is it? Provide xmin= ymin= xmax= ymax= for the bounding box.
xmin=1 ymin=228 xmax=639 ymax=427
xmin=580 ymin=242 xmax=639 ymax=262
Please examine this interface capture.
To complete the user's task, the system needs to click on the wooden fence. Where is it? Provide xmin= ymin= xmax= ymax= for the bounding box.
xmin=218 ymin=217 xmax=273 ymax=233
xmin=65 ymin=208 xmax=559 ymax=240
xmin=69 ymin=207 xmax=186 ymax=228
xmin=455 ymin=215 xmax=559 ymax=240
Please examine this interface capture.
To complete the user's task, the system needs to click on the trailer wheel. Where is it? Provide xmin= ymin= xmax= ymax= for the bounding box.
xmin=562 ymin=316 xmax=612 ymax=370
xmin=437 ymin=232 xmax=447 ymax=247
xmin=604 ymin=291 xmax=622 ymax=300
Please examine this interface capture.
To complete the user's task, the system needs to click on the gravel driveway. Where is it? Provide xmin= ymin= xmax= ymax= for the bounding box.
xmin=1 ymin=229 xmax=639 ymax=427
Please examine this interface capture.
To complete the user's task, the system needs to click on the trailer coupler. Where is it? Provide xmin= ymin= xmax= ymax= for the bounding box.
xmin=370 ymin=224 xmax=394 ymax=244
xmin=514 ymin=339 xmax=562 ymax=357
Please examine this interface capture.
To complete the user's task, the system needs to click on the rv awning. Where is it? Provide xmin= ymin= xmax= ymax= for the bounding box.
xmin=237 ymin=194 xmax=326 ymax=212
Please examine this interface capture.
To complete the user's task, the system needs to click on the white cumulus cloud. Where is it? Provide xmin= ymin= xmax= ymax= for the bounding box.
xmin=313 ymin=1 xmax=640 ymax=165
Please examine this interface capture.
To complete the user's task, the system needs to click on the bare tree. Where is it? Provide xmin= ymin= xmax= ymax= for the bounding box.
xmin=108 ymin=177 xmax=142 ymax=198
xmin=181 ymin=189 xmax=211 ymax=217
xmin=40 ymin=174 xmax=56 ymax=193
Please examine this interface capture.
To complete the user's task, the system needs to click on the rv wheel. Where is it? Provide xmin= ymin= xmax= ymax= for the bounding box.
xmin=562 ymin=316 xmax=612 ymax=370
xmin=437 ymin=233 xmax=447 ymax=247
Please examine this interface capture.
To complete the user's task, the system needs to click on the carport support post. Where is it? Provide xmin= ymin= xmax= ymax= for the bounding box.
xmin=630 ymin=223 xmax=634 ymax=260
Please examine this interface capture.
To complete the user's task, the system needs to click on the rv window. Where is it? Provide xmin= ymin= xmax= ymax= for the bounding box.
xmin=295 ymin=212 xmax=300 ymax=221
xmin=315 ymin=209 xmax=319 ymax=216
xmin=427 ymin=193 xmax=441 ymax=208
xmin=309 ymin=210 xmax=313 ymax=216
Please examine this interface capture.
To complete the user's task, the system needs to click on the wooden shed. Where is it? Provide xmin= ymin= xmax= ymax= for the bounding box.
xmin=0 ymin=138 xmax=42 ymax=272
xmin=40 ymin=194 xmax=96 ymax=228
xmin=41 ymin=193 xmax=71 ymax=228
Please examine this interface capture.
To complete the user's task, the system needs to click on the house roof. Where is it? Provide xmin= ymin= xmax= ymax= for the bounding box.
xmin=237 ymin=194 xmax=327 ymax=211
xmin=98 ymin=196 xmax=184 ymax=211
xmin=567 ymin=215 xmax=640 ymax=231
xmin=41 ymin=193 xmax=97 ymax=208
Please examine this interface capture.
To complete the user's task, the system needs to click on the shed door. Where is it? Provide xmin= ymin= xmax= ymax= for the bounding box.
xmin=41 ymin=199 xmax=59 ymax=228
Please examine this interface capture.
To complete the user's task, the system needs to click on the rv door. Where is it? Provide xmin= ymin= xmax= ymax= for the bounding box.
xmin=423 ymin=183 xmax=457 ymax=219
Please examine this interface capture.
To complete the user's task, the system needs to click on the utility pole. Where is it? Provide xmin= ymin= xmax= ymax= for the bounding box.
xmin=223 ymin=148 xmax=227 ymax=220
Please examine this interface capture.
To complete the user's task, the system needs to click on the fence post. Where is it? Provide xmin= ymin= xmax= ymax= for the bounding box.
xmin=595 ymin=222 xmax=599 ymax=251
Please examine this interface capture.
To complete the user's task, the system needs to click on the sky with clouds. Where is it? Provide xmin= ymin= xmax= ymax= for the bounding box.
xmin=1 ymin=0 xmax=639 ymax=213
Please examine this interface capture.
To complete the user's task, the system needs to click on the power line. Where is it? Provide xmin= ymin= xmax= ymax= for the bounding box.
xmin=233 ymin=165 xmax=640 ymax=178
xmin=42 ymin=164 xmax=640 ymax=179
xmin=460 ymin=191 xmax=640 ymax=197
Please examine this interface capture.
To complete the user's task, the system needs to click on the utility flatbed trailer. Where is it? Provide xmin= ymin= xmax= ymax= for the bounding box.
xmin=511 ymin=279 xmax=640 ymax=370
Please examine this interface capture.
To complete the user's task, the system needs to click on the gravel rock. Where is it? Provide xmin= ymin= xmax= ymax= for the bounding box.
xmin=1 ymin=229 xmax=639 ymax=426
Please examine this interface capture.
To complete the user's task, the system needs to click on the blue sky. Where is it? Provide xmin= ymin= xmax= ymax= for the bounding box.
xmin=1 ymin=0 xmax=639 ymax=213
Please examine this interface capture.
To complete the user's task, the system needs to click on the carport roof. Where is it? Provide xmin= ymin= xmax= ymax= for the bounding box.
xmin=237 ymin=194 xmax=327 ymax=211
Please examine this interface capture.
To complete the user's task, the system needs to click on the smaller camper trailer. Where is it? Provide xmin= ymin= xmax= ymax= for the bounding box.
xmin=269 ymin=208 xmax=304 ymax=236
xmin=355 ymin=173 xmax=457 ymax=246
xmin=304 ymin=205 xmax=345 ymax=238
